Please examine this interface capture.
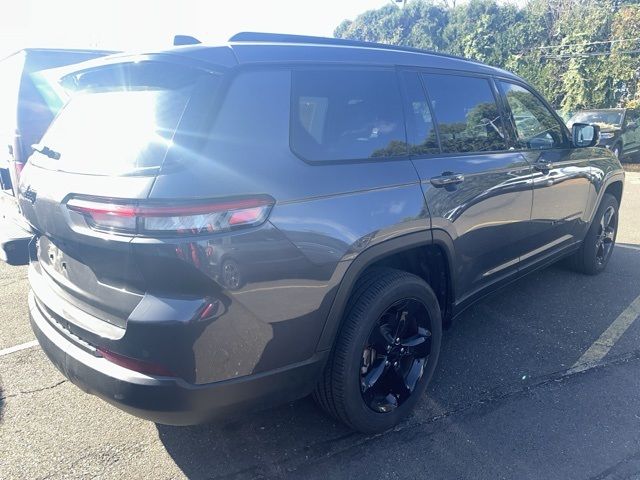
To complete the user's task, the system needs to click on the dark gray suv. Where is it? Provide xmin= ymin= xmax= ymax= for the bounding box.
xmin=19 ymin=33 xmax=624 ymax=433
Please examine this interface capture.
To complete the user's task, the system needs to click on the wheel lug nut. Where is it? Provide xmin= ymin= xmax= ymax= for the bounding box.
xmin=393 ymin=361 xmax=398 ymax=367
xmin=385 ymin=360 xmax=390 ymax=366
xmin=395 ymin=338 xmax=400 ymax=343
xmin=400 ymin=348 xmax=405 ymax=353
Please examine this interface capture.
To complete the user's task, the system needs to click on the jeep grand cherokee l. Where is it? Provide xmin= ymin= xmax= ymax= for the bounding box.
xmin=18 ymin=33 xmax=624 ymax=433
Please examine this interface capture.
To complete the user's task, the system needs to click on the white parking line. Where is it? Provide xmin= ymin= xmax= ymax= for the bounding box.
xmin=568 ymin=292 xmax=640 ymax=374
xmin=0 ymin=340 xmax=38 ymax=357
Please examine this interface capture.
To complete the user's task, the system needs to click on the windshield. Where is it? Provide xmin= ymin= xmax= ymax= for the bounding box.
xmin=35 ymin=61 xmax=219 ymax=176
xmin=568 ymin=110 xmax=623 ymax=129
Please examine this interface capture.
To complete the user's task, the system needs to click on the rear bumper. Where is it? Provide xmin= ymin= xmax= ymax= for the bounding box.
xmin=29 ymin=291 xmax=327 ymax=425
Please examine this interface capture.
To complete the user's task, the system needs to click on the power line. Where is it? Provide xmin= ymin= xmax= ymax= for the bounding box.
xmin=542 ymin=49 xmax=640 ymax=59
xmin=537 ymin=37 xmax=640 ymax=51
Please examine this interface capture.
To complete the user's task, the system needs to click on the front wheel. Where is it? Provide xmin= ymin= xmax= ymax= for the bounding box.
xmin=569 ymin=193 xmax=619 ymax=275
xmin=314 ymin=269 xmax=442 ymax=433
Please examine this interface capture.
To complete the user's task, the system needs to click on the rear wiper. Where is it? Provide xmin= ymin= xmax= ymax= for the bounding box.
xmin=31 ymin=143 xmax=61 ymax=160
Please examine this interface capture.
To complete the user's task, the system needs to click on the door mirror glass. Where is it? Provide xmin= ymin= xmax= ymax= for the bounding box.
xmin=627 ymin=120 xmax=637 ymax=130
xmin=572 ymin=123 xmax=599 ymax=148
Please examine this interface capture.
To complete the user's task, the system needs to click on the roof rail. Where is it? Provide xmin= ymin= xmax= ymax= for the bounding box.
xmin=228 ymin=32 xmax=479 ymax=64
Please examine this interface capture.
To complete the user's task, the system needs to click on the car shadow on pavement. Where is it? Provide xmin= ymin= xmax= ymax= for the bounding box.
xmin=156 ymin=396 xmax=354 ymax=479
xmin=157 ymin=247 xmax=640 ymax=479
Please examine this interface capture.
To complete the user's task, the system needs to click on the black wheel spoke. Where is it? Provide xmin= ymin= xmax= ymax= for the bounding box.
xmin=361 ymin=357 xmax=388 ymax=391
xmin=377 ymin=322 xmax=395 ymax=346
xmin=388 ymin=364 xmax=411 ymax=398
xmin=401 ymin=327 xmax=430 ymax=347
xmin=391 ymin=300 xmax=409 ymax=340
xmin=603 ymin=207 xmax=614 ymax=229
xmin=404 ymin=358 xmax=425 ymax=393
xmin=402 ymin=327 xmax=431 ymax=356
xmin=596 ymin=206 xmax=617 ymax=265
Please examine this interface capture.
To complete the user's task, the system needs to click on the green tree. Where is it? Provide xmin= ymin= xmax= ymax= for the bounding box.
xmin=334 ymin=0 xmax=640 ymax=114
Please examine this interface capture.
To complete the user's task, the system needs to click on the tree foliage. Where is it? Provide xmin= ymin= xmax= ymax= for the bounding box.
xmin=335 ymin=0 xmax=640 ymax=115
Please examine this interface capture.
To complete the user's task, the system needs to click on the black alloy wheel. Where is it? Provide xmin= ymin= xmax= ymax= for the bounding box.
xmin=595 ymin=205 xmax=617 ymax=267
xmin=360 ymin=298 xmax=432 ymax=413
xmin=568 ymin=193 xmax=619 ymax=275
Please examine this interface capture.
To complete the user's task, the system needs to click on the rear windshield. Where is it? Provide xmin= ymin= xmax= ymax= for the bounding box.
xmin=35 ymin=61 xmax=219 ymax=176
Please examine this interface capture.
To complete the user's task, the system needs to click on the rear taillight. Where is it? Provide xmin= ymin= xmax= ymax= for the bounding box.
xmin=66 ymin=196 xmax=274 ymax=235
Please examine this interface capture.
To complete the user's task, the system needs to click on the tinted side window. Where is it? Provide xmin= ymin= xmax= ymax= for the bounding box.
xmin=422 ymin=73 xmax=507 ymax=153
xmin=499 ymin=81 xmax=568 ymax=150
xmin=211 ymin=69 xmax=289 ymax=148
xmin=401 ymin=71 xmax=439 ymax=155
xmin=291 ymin=69 xmax=406 ymax=161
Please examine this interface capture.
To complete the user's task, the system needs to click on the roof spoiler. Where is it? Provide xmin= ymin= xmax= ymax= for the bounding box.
xmin=173 ymin=35 xmax=201 ymax=46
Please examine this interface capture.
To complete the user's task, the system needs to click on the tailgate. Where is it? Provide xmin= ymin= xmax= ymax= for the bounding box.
xmin=18 ymin=165 xmax=155 ymax=327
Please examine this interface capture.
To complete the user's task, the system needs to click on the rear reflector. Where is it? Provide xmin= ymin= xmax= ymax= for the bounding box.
xmin=98 ymin=348 xmax=174 ymax=377
xmin=66 ymin=196 xmax=273 ymax=235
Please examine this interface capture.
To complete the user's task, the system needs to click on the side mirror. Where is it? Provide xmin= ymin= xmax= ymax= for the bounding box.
xmin=572 ymin=123 xmax=599 ymax=148
xmin=628 ymin=121 xmax=637 ymax=130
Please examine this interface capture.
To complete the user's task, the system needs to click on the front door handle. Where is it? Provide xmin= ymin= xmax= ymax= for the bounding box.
xmin=533 ymin=159 xmax=555 ymax=172
xmin=430 ymin=172 xmax=465 ymax=188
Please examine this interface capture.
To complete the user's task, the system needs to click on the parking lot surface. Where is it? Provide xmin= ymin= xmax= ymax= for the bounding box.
xmin=2 ymin=173 xmax=640 ymax=479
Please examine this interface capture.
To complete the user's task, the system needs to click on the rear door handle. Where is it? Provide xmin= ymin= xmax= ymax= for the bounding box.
xmin=430 ymin=173 xmax=465 ymax=188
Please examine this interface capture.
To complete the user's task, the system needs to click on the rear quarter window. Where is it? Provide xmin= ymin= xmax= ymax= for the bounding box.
xmin=291 ymin=69 xmax=407 ymax=162
xmin=422 ymin=73 xmax=508 ymax=154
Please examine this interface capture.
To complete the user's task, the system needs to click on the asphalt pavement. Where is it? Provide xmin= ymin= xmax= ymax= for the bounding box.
xmin=1 ymin=173 xmax=640 ymax=479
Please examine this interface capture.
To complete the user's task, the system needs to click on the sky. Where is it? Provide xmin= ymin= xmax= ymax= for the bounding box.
xmin=0 ymin=0 xmax=392 ymax=58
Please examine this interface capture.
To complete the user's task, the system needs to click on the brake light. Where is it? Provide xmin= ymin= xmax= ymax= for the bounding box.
xmin=66 ymin=196 xmax=274 ymax=235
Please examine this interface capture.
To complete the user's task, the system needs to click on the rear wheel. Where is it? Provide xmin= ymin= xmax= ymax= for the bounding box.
xmin=569 ymin=193 xmax=618 ymax=275
xmin=314 ymin=269 xmax=442 ymax=433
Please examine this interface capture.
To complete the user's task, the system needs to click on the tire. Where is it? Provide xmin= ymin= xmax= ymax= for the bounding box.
xmin=568 ymin=193 xmax=619 ymax=275
xmin=313 ymin=268 xmax=442 ymax=433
